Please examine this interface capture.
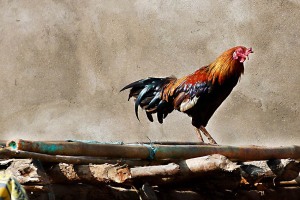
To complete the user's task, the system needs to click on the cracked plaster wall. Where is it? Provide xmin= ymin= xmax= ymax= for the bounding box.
xmin=0 ymin=0 xmax=299 ymax=145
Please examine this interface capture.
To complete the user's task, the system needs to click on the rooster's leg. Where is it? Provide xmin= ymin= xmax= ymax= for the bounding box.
xmin=199 ymin=126 xmax=217 ymax=144
xmin=194 ymin=128 xmax=204 ymax=142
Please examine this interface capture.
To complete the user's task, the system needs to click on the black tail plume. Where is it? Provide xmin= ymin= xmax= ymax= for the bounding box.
xmin=121 ymin=77 xmax=175 ymax=123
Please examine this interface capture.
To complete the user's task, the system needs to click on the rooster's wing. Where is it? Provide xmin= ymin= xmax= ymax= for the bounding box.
xmin=163 ymin=67 xmax=212 ymax=113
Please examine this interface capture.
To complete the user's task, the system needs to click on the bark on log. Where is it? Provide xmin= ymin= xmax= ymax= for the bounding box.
xmin=179 ymin=154 xmax=238 ymax=175
xmin=130 ymin=163 xmax=180 ymax=178
xmin=4 ymin=159 xmax=50 ymax=185
xmin=47 ymin=163 xmax=131 ymax=184
xmin=7 ymin=139 xmax=300 ymax=161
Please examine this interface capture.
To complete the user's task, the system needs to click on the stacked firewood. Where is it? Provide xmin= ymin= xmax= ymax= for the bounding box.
xmin=0 ymin=139 xmax=299 ymax=200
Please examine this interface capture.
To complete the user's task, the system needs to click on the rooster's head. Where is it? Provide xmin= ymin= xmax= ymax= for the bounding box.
xmin=233 ymin=47 xmax=253 ymax=63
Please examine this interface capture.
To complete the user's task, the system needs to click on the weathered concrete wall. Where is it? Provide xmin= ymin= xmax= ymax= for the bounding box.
xmin=0 ymin=0 xmax=299 ymax=145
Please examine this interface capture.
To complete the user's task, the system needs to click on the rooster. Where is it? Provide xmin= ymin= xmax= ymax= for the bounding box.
xmin=121 ymin=46 xmax=253 ymax=144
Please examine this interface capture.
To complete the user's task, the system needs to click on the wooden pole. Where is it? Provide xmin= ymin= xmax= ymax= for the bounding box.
xmin=7 ymin=139 xmax=152 ymax=159
xmin=7 ymin=139 xmax=300 ymax=161
xmin=0 ymin=147 xmax=173 ymax=166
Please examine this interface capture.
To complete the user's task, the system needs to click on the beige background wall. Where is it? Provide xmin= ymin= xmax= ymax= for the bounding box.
xmin=0 ymin=0 xmax=299 ymax=146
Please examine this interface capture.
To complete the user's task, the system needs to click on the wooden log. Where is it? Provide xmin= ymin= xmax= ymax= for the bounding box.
xmin=47 ymin=163 xmax=180 ymax=184
xmin=46 ymin=163 xmax=131 ymax=184
xmin=7 ymin=139 xmax=152 ymax=159
xmin=7 ymin=139 xmax=300 ymax=161
xmin=4 ymin=155 xmax=237 ymax=185
xmin=154 ymin=154 xmax=241 ymax=190
xmin=0 ymin=156 xmax=212 ymax=185
xmin=130 ymin=163 xmax=180 ymax=178
xmin=4 ymin=159 xmax=133 ymax=186
xmin=4 ymin=159 xmax=50 ymax=185
xmin=46 ymin=154 xmax=239 ymax=185
xmin=178 ymin=154 xmax=238 ymax=175
xmin=0 ymin=147 xmax=173 ymax=166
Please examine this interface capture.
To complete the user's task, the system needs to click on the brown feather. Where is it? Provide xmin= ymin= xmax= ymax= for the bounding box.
xmin=173 ymin=92 xmax=187 ymax=109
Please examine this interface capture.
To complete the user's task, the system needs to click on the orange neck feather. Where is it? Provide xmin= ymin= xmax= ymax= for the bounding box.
xmin=207 ymin=47 xmax=244 ymax=85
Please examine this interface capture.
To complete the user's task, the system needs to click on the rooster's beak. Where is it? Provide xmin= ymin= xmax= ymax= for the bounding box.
xmin=248 ymin=47 xmax=254 ymax=53
xmin=246 ymin=47 xmax=253 ymax=60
